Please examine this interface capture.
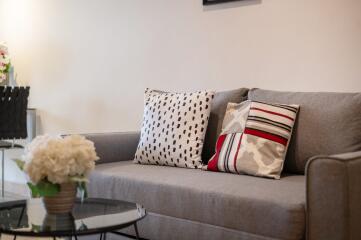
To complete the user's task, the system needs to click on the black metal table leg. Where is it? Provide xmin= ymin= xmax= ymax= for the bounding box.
xmin=99 ymin=233 xmax=107 ymax=240
xmin=134 ymin=222 xmax=140 ymax=240
xmin=17 ymin=206 xmax=25 ymax=227
xmin=12 ymin=235 xmax=17 ymax=240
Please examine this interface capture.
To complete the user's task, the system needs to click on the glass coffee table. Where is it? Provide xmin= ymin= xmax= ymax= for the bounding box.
xmin=0 ymin=198 xmax=147 ymax=240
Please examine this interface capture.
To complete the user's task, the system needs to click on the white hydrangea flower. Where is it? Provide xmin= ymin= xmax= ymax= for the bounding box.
xmin=23 ymin=135 xmax=99 ymax=184
xmin=0 ymin=42 xmax=11 ymax=83
xmin=0 ymin=43 xmax=8 ymax=54
xmin=1 ymin=56 xmax=10 ymax=65
xmin=0 ymin=73 xmax=6 ymax=82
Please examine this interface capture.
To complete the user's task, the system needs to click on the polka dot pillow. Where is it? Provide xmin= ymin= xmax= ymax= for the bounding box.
xmin=134 ymin=88 xmax=215 ymax=169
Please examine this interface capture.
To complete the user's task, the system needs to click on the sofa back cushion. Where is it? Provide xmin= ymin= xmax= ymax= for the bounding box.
xmin=202 ymin=88 xmax=249 ymax=163
xmin=248 ymin=89 xmax=361 ymax=174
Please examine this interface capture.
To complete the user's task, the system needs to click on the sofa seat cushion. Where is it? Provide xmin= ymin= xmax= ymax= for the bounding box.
xmin=89 ymin=161 xmax=306 ymax=240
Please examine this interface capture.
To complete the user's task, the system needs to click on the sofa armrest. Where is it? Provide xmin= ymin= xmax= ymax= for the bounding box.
xmin=83 ymin=132 xmax=140 ymax=164
xmin=306 ymin=151 xmax=361 ymax=240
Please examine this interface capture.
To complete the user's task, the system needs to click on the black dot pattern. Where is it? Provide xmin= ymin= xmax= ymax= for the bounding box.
xmin=134 ymin=88 xmax=215 ymax=169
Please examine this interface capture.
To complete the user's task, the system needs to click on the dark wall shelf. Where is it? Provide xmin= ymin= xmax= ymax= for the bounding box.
xmin=203 ymin=0 xmax=244 ymax=5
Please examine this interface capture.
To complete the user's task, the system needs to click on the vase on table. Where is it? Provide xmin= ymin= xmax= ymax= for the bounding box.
xmin=43 ymin=183 xmax=77 ymax=214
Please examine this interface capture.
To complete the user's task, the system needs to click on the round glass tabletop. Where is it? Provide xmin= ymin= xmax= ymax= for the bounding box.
xmin=0 ymin=198 xmax=146 ymax=237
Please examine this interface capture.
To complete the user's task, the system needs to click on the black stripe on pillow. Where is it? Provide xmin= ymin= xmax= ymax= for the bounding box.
xmin=247 ymin=116 xmax=292 ymax=132
xmin=251 ymin=101 xmax=298 ymax=113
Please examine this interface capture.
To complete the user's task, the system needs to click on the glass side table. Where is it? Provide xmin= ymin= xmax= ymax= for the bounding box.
xmin=0 ymin=198 xmax=147 ymax=240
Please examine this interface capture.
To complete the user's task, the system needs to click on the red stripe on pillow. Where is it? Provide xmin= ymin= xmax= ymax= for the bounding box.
xmin=207 ymin=134 xmax=227 ymax=172
xmin=250 ymin=107 xmax=295 ymax=121
xmin=244 ymin=128 xmax=288 ymax=146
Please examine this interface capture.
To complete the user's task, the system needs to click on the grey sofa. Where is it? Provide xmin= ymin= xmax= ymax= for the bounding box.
xmin=86 ymin=89 xmax=361 ymax=240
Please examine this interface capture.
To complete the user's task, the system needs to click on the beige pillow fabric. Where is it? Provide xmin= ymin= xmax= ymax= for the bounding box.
xmin=207 ymin=100 xmax=299 ymax=179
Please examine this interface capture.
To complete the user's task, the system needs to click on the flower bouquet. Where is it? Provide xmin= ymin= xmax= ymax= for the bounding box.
xmin=0 ymin=42 xmax=11 ymax=84
xmin=15 ymin=135 xmax=99 ymax=214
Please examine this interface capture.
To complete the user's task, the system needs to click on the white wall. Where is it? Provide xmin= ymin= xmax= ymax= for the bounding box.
xmin=0 ymin=0 xmax=361 ymax=136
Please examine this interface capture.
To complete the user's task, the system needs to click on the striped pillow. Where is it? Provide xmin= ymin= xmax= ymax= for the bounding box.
xmin=207 ymin=100 xmax=299 ymax=179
